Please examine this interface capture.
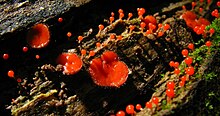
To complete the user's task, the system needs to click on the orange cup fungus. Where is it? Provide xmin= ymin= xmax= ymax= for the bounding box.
xmin=89 ymin=51 xmax=129 ymax=87
xmin=26 ymin=23 xmax=50 ymax=48
xmin=181 ymin=11 xmax=210 ymax=32
xmin=56 ymin=53 xmax=83 ymax=75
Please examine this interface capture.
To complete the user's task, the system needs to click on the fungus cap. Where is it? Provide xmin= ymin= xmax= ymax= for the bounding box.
xmin=56 ymin=53 xmax=83 ymax=75
xmin=26 ymin=23 xmax=50 ymax=48
xmin=89 ymin=51 xmax=129 ymax=87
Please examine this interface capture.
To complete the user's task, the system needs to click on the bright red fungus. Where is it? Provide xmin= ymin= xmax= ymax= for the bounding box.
xmin=166 ymin=88 xmax=175 ymax=98
xmin=126 ymin=104 xmax=135 ymax=114
xmin=8 ymin=70 xmax=14 ymax=78
xmin=136 ymin=104 xmax=142 ymax=111
xmin=145 ymin=101 xmax=152 ymax=109
xmin=89 ymin=51 xmax=129 ymax=87
xmin=184 ymin=57 xmax=193 ymax=66
xmin=185 ymin=66 xmax=194 ymax=76
xmin=23 ymin=46 xmax=28 ymax=52
xmin=167 ymin=81 xmax=175 ymax=89
xmin=3 ymin=53 xmax=9 ymax=60
xmin=152 ymin=96 xmax=159 ymax=105
xmin=116 ymin=110 xmax=125 ymax=116
xmin=181 ymin=49 xmax=188 ymax=57
xmin=56 ymin=53 xmax=82 ymax=75
xmin=26 ymin=23 xmax=50 ymax=48
xmin=143 ymin=15 xmax=157 ymax=26
xmin=188 ymin=43 xmax=194 ymax=50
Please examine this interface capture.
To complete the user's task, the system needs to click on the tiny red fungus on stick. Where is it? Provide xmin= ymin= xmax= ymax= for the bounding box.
xmin=58 ymin=17 xmax=63 ymax=23
xmin=126 ymin=104 xmax=135 ymax=114
xmin=185 ymin=66 xmax=194 ymax=76
xmin=174 ymin=68 xmax=180 ymax=75
xmin=3 ymin=53 xmax=9 ymax=60
xmin=174 ymin=62 xmax=179 ymax=68
xmin=136 ymin=104 xmax=142 ymax=111
xmin=166 ymin=88 xmax=175 ymax=98
xmin=26 ymin=23 xmax=50 ymax=48
xmin=116 ymin=110 xmax=125 ymax=116
xmin=145 ymin=101 xmax=152 ymax=109
xmin=56 ymin=53 xmax=82 ymax=75
xmin=184 ymin=57 xmax=193 ymax=66
xmin=8 ymin=70 xmax=14 ymax=78
xmin=22 ymin=46 xmax=28 ymax=52
xmin=67 ymin=32 xmax=72 ymax=37
xmin=181 ymin=49 xmax=188 ymax=57
xmin=167 ymin=81 xmax=175 ymax=89
xmin=152 ymin=96 xmax=159 ymax=105
xmin=89 ymin=51 xmax=129 ymax=87
xmin=188 ymin=43 xmax=194 ymax=50
xmin=179 ymin=80 xmax=185 ymax=87
xmin=169 ymin=61 xmax=175 ymax=67
xmin=205 ymin=41 xmax=212 ymax=47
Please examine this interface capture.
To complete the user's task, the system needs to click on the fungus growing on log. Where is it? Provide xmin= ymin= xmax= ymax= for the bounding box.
xmin=56 ymin=53 xmax=83 ymax=75
xmin=181 ymin=11 xmax=210 ymax=30
xmin=89 ymin=51 xmax=129 ymax=87
xmin=26 ymin=23 xmax=50 ymax=48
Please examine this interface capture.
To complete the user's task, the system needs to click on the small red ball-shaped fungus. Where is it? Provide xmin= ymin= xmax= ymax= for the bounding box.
xmin=217 ymin=1 xmax=220 ymax=7
xmin=145 ymin=101 xmax=152 ymax=109
xmin=89 ymin=51 xmax=129 ymax=87
xmin=26 ymin=23 xmax=50 ymax=48
xmin=169 ymin=61 xmax=175 ymax=67
xmin=3 ymin=53 xmax=9 ymax=60
xmin=184 ymin=57 xmax=193 ymax=66
xmin=67 ymin=32 xmax=72 ymax=37
xmin=126 ymin=104 xmax=135 ymax=114
xmin=116 ymin=110 xmax=125 ymax=116
xmin=209 ymin=28 xmax=215 ymax=34
xmin=188 ymin=43 xmax=194 ymax=50
xmin=174 ymin=68 xmax=180 ymax=75
xmin=174 ymin=62 xmax=179 ymax=68
xmin=185 ymin=66 xmax=194 ymax=76
xmin=35 ymin=54 xmax=40 ymax=59
xmin=136 ymin=104 xmax=142 ymax=111
xmin=166 ymin=89 xmax=175 ymax=98
xmin=56 ymin=53 xmax=83 ymax=75
xmin=8 ymin=70 xmax=15 ymax=78
xmin=181 ymin=75 xmax=187 ymax=82
xmin=167 ymin=81 xmax=175 ymax=89
xmin=179 ymin=80 xmax=185 ymax=87
xmin=23 ymin=46 xmax=28 ymax=52
xmin=181 ymin=49 xmax=188 ymax=57
xmin=58 ymin=17 xmax=63 ymax=23
xmin=205 ymin=41 xmax=212 ymax=47
xmin=152 ymin=96 xmax=159 ymax=105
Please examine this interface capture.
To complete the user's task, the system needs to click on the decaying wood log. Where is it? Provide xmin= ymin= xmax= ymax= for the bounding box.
xmin=0 ymin=0 xmax=91 ymax=40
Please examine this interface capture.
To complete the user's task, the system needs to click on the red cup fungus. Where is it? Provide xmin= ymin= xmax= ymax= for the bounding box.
xmin=56 ymin=53 xmax=83 ymax=75
xmin=26 ymin=23 xmax=50 ymax=48
xmin=89 ymin=51 xmax=129 ymax=87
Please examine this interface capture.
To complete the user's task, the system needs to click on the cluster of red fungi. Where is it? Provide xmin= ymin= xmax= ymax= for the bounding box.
xmin=114 ymin=0 xmax=218 ymax=115
xmin=57 ymin=6 xmax=172 ymax=88
xmin=2 ymin=0 xmax=219 ymax=115
xmin=3 ymin=23 xmax=50 ymax=82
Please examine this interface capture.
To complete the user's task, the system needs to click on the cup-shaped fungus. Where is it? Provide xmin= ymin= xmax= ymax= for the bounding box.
xmin=56 ymin=53 xmax=83 ymax=75
xmin=26 ymin=23 xmax=50 ymax=48
xmin=89 ymin=51 xmax=129 ymax=87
